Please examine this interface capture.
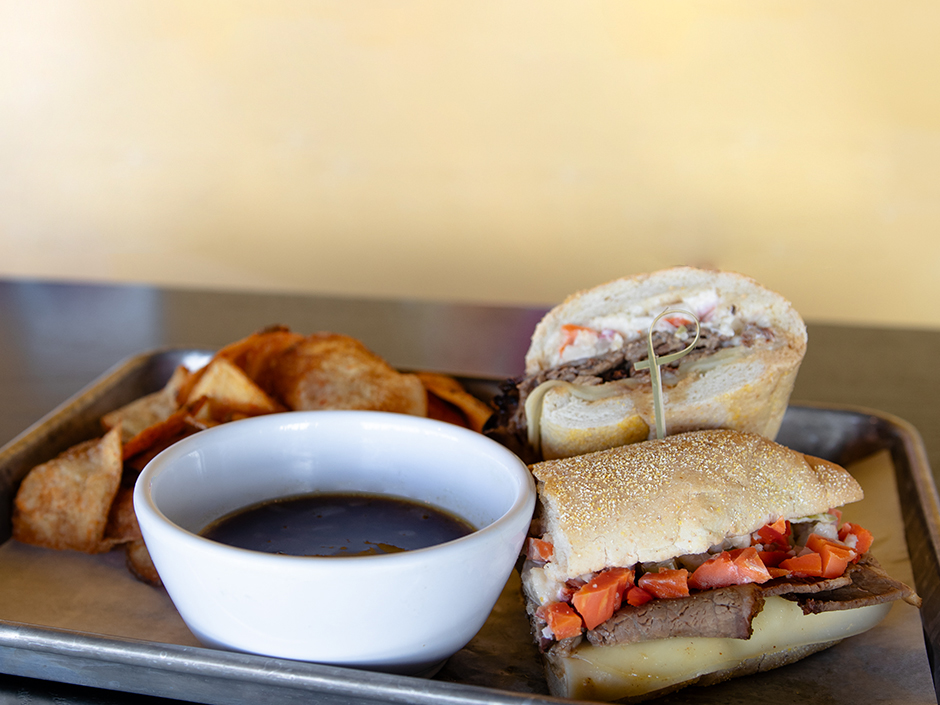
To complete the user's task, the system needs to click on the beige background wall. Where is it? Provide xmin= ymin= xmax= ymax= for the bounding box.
xmin=2 ymin=1 xmax=938 ymax=327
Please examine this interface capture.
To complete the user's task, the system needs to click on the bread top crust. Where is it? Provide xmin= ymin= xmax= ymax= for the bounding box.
xmin=530 ymin=429 xmax=862 ymax=584
xmin=525 ymin=267 xmax=806 ymax=375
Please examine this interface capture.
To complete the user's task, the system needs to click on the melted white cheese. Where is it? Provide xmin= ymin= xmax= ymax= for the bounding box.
xmin=551 ymin=596 xmax=893 ymax=702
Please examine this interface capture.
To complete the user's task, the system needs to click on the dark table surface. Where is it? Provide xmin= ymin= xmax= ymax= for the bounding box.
xmin=0 ymin=276 xmax=938 ymax=704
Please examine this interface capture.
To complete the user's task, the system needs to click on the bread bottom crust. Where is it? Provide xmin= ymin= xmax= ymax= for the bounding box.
xmin=543 ymin=596 xmax=892 ymax=703
xmin=537 ymin=344 xmax=803 ymax=461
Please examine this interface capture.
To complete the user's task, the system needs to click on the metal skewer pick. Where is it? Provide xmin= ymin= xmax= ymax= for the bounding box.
xmin=633 ymin=309 xmax=701 ymax=439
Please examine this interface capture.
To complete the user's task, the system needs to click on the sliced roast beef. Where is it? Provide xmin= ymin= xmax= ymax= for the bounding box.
xmin=785 ymin=555 xmax=922 ymax=614
xmin=586 ymin=584 xmax=765 ymax=648
xmin=760 ymin=573 xmax=853 ymax=596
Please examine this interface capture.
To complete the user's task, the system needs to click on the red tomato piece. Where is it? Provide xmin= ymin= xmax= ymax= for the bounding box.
xmin=779 ymin=551 xmax=823 ymax=577
xmin=626 ymin=586 xmax=654 ymax=607
xmin=731 ymin=546 xmax=772 ymax=583
xmin=689 ymin=548 xmax=771 ymax=589
xmin=756 ymin=518 xmax=791 ymax=547
xmin=558 ymin=324 xmax=596 ymax=354
xmin=663 ymin=314 xmax=694 ymax=328
xmin=819 ymin=551 xmax=849 ymax=579
xmin=537 ymin=602 xmax=583 ymax=640
xmin=805 ymin=534 xmax=855 ymax=578
xmin=637 ymin=568 xmax=690 ymax=599
xmin=605 ymin=566 xmax=636 ymax=592
xmin=688 ymin=552 xmax=738 ymax=590
xmin=571 ymin=567 xmax=634 ymax=630
xmin=838 ymin=522 xmax=874 ymax=558
xmin=526 ymin=537 xmax=554 ymax=562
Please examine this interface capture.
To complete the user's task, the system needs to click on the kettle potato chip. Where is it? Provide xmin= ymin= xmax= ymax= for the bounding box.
xmin=13 ymin=427 xmax=122 ymax=553
xmin=102 ymin=366 xmax=192 ymax=442
xmin=416 ymin=372 xmax=495 ymax=433
xmin=182 ymin=357 xmax=283 ymax=412
xmin=264 ymin=332 xmax=428 ymax=416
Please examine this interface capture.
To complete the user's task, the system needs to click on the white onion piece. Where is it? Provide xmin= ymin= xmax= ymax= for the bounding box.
xmin=677 ymin=345 xmax=748 ymax=375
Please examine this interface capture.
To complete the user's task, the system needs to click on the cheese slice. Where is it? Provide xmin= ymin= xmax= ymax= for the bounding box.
xmin=548 ymin=596 xmax=893 ymax=702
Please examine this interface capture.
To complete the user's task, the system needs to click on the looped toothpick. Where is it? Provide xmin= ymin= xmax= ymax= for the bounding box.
xmin=633 ymin=309 xmax=701 ymax=439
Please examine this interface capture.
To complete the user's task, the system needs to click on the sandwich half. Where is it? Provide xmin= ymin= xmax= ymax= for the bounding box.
xmin=487 ymin=267 xmax=807 ymax=462
xmin=522 ymin=429 xmax=920 ymax=702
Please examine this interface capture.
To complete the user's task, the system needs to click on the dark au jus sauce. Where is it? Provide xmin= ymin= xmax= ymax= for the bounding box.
xmin=200 ymin=492 xmax=476 ymax=557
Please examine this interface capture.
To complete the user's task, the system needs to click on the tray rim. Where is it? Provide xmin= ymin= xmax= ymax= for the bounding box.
xmin=1 ymin=349 xmax=938 ymax=705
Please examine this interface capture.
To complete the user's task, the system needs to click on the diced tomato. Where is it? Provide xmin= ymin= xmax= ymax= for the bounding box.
xmin=571 ymin=567 xmax=634 ymax=630
xmin=818 ymin=550 xmax=849 ymax=579
xmin=537 ymin=602 xmax=583 ymax=640
xmin=526 ymin=537 xmax=554 ymax=562
xmin=731 ymin=547 xmax=773 ymax=583
xmin=604 ymin=566 xmax=635 ymax=589
xmin=838 ymin=523 xmax=874 ymax=558
xmin=663 ymin=314 xmax=694 ymax=328
xmin=688 ymin=547 xmax=771 ymax=590
xmin=558 ymin=324 xmax=596 ymax=354
xmin=626 ymin=585 xmax=654 ymax=606
xmin=829 ymin=508 xmax=843 ymax=523
xmin=637 ymin=568 xmax=690 ymax=599
xmin=779 ymin=551 xmax=823 ymax=577
xmin=767 ymin=567 xmax=791 ymax=579
xmin=756 ymin=518 xmax=791 ymax=548
xmin=805 ymin=534 xmax=849 ymax=556
xmin=758 ymin=550 xmax=790 ymax=568
xmin=806 ymin=534 xmax=855 ymax=578
xmin=689 ymin=552 xmax=737 ymax=590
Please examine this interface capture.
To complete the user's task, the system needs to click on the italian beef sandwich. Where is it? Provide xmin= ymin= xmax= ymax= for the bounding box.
xmin=487 ymin=267 xmax=807 ymax=462
xmin=522 ymin=429 xmax=920 ymax=702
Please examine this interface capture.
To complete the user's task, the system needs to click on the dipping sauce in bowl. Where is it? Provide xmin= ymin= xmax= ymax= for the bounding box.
xmin=134 ymin=411 xmax=535 ymax=674
xmin=200 ymin=492 xmax=475 ymax=556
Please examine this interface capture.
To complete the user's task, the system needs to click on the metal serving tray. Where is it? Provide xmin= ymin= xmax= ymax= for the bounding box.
xmin=0 ymin=350 xmax=938 ymax=705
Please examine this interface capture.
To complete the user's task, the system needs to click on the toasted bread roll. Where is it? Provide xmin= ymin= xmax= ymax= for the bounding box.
xmin=489 ymin=267 xmax=807 ymax=462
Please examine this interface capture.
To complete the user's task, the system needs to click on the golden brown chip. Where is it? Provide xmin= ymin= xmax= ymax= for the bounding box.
xmin=123 ymin=429 xmax=201 ymax=474
xmin=101 ymin=365 xmax=192 ymax=442
xmin=265 ymin=333 xmax=428 ymax=416
xmin=415 ymin=372 xmax=494 ymax=433
xmin=190 ymin=398 xmax=280 ymax=425
xmin=214 ymin=325 xmax=305 ymax=384
xmin=125 ymin=539 xmax=162 ymax=586
xmin=102 ymin=486 xmax=141 ymax=546
xmin=182 ymin=357 xmax=283 ymax=413
xmin=177 ymin=325 xmax=304 ymax=402
xmin=122 ymin=404 xmax=208 ymax=461
xmin=427 ymin=393 xmax=471 ymax=428
xmin=12 ymin=426 xmax=123 ymax=553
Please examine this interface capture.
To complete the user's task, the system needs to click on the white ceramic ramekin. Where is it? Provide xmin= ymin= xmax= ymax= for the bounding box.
xmin=134 ymin=411 xmax=535 ymax=674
